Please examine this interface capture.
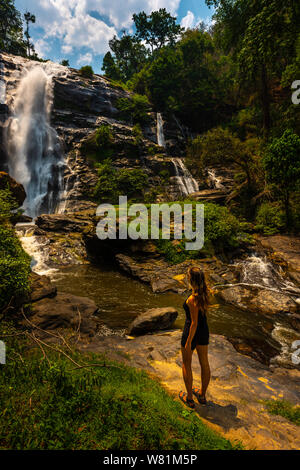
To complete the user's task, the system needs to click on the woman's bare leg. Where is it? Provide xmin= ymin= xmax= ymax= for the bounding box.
xmin=181 ymin=347 xmax=193 ymax=400
xmin=196 ymin=345 xmax=210 ymax=398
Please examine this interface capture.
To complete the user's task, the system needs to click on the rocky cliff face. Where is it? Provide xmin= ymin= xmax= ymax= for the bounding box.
xmin=0 ymin=52 xmax=188 ymax=212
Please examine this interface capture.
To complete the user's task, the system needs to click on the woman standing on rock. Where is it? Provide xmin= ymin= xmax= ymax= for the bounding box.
xmin=179 ymin=266 xmax=210 ymax=408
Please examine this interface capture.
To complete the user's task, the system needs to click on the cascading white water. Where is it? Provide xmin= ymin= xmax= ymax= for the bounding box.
xmin=5 ymin=66 xmax=65 ymax=218
xmin=207 ymin=169 xmax=225 ymax=190
xmin=156 ymin=112 xmax=166 ymax=148
xmin=156 ymin=113 xmax=198 ymax=196
xmin=172 ymin=157 xmax=199 ymax=196
xmin=0 ymin=63 xmax=6 ymax=104
xmin=15 ymin=224 xmax=57 ymax=276
xmin=234 ymin=253 xmax=300 ymax=296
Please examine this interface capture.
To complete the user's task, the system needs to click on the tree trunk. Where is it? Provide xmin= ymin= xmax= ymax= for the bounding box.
xmin=261 ymin=65 xmax=271 ymax=136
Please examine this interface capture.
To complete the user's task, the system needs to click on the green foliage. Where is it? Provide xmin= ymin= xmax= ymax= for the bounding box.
xmin=93 ymin=160 xmax=148 ymax=203
xmin=0 ymin=325 xmax=238 ymax=450
xmin=79 ymin=65 xmax=94 ymax=78
xmin=133 ymin=8 xmax=183 ymax=52
xmin=0 ymin=0 xmax=26 ymax=55
xmin=0 ymin=189 xmax=18 ymax=223
xmin=117 ymin=94 xmax=151 ymax=126
xmin=264 ymin=400 xmax=300 ymax=426
xmin=203 ymin=202 xmax=242 ymax=251
xmin=155 ymin=202 xmax=244 ymax=264
xmin=254 ymin=202 xmax=286 ymax=236
xmin=131 ymin=29 xmax=230 ymax=131
xmin=187 ymin=128 xmax=254 ymax=185
xmin=263 ymin=129 xmax=300 ymax=226
xmin=0 ymin=190 xmax=30 ymax=311
xmin=60 ymin=59 xmax=69 ymax=67
xmin=132 ymin=123 xmax=143 ymax=146
xmin=103 ymin=35 xmax=147 ymax=82
xmin=81 ymin=125 xmax=114 ymax=162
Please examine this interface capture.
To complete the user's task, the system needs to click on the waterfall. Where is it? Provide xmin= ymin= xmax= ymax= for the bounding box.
xmin=234 ymin=254 xmax=300 ymax=295
xmin=172 ymin=157 xmax=199 ymax=196
xmin=15 ymin=223 xmax=57 ymax=276
xmin=0 ymin=62 xmax=6 ymax=104
xmin=5 ymin=66 xmax=65 ymax=218
xmin=156 ymin=112 xmax=166 ymax=148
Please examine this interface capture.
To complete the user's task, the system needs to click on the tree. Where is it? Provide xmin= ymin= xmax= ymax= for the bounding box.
xmin=206 ymin=0 xmax=300 ymax=136
xmin=102 ymin=52 xmax=121 ymax=81
xmin=60 ymin=59 xmax=69 ymax=67
xmin=79 ymin=65 xmax=94 ymax=78
xmin=24 ymin=11 xmax=36 ymax=58
xmin=0 ymin=0 xmax=26 ymax=55
xmin=105 ymin=34 xmax=147 ymax=82
xmin=133 ymin=8 xmax=183 ymax=53
xmin=263 ymin=130 xmax=300 ymax=227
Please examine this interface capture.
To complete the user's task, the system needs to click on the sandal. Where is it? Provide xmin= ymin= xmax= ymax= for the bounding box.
xmin=192 ymin=387 xmax=207 ymax=405
xmin=179 ymin=391 xmax=195 ymax=409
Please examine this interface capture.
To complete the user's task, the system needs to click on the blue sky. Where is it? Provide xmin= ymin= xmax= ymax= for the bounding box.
xmin=15 ymin=0 xmax=213 ymax=73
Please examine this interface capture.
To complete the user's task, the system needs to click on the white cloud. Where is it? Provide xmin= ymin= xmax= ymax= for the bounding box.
xmin=77 ymin=52 xmax=93 ymax=65
xmin=180 ymin=10 xmax=195 ymax=30
xmin=34 ymin=38 xmax=51 ymax=57
xmin=26 ymin=0 xmax=181 ymax=58
xmin=180 ymin=11 xmax=216 ymax=31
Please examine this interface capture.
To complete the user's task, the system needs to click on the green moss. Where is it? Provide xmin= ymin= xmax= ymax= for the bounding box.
xmin=264 ymin=400 xmax=300 ymax=426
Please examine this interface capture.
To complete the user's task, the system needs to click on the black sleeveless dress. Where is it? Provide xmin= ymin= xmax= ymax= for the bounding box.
xmin=181 ymin=297 xmax=209 ymax=350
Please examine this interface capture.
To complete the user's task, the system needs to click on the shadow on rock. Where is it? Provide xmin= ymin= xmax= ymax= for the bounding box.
xmin=195 ymin=401 xmax=242 ymax=431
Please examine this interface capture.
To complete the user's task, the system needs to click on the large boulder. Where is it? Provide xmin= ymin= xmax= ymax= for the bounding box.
xmin=35 ymin=213 xmax=93 ymax=233
xmin=29 ymin=272 xmax=57 ymax=303
xmin=0 ymin=172 xmax=26 ymax=206
xmin=28 ymin=292 xmax=98 ymax=335
xmin=128 ymin=307 xmax=178 ymax=336
xmin=216 ymin=285 xmax=299 ymax=315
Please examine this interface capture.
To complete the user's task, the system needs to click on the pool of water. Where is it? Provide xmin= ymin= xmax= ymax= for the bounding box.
xmin=52 ymin=264 xmax=278 ymax=348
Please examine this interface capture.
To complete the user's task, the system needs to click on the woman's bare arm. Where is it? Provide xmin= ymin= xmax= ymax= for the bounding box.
xmin=185 ymin=296 xmax=198 ymax=350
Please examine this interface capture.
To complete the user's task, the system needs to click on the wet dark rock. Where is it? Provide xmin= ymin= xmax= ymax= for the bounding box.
xmin=29 ymin=272 xmax=57 ymax=303
xmin=128 ymin=307 xmax=178 ymax=335
xmin=227 ymin=337 xmax=280 ymax=366
xmin=287 ymin=314 xmax=300 ymax=332
xmin=0 ymin=171 xmax=26 ymax=206
xmin=28 ymin=292 xmax=98 ymax=335
xmin=216 ymin=285 xmax=299 ymax=315
xmin=36 ymin=213 xmax=93 ymax=233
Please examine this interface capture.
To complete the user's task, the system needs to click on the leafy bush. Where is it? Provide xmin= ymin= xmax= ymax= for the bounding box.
xmin=155 ymin=202 xmax=244 ymax=264
xmin=0 ymin=190 xmax=30 ymax=311
xmin=186 ymin=127 xmax=245 ymax=175
xmin=0 ymin=189 xmax=18 ymax=223
xmin=117 ymin=94 xmax=151 ymax=126
xmin=79 ymin=65 xmax=94 ymax=78
xmin=263 ymin=129 xmax=300 ymax=228
xmin=0 ymin=324 xmax=238 ymax=450
xmin=93 ymin=161 xmax=148 ymax=203
xmin=81 ymin=125 xmax=114 ymax=162
xmin=204 ymin=202 xmax=242 ymax=250
xmin=254 ymin=202 xmax=286 ymax=235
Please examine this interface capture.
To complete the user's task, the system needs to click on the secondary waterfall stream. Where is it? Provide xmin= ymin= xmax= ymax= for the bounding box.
xmin=156 ymin=112 xmax=198 ymax=196
xmin=5 ymin=66 xmax=65 ymax=218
